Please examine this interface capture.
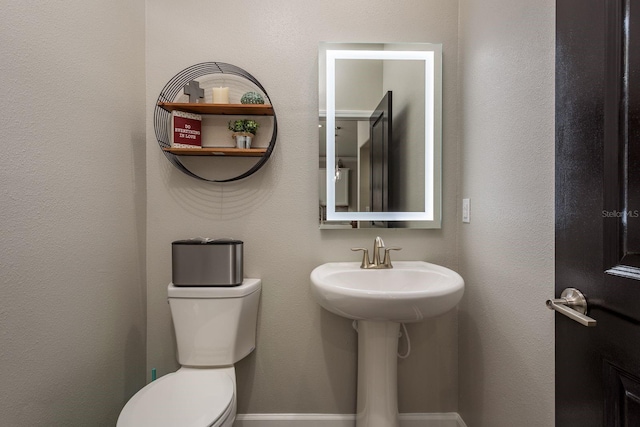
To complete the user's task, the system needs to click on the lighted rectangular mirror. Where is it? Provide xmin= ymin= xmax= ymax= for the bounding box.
xmin=319 ymin=42 xmax=442 ymax=229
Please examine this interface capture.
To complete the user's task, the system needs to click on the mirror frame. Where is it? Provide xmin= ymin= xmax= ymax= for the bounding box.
xmin=321 ymin=43 xmax=442 ymax=228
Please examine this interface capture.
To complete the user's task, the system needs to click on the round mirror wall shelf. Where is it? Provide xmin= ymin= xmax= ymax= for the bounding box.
xmin=154 ymin=62 xmax=278 ymax=182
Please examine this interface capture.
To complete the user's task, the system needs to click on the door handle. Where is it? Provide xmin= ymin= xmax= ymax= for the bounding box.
xmin=546 ymin=288 xmax=597 ymax=327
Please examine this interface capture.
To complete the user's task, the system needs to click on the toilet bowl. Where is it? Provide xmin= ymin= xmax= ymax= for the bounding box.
xmin=117 ymin=367 xmax=236 ymax=427
xmin=117 ymin=279 xmax=261 ymax=427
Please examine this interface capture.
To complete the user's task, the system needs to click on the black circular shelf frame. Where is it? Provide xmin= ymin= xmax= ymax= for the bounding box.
xmin=154 ymin=62 xmax=277 ymax=182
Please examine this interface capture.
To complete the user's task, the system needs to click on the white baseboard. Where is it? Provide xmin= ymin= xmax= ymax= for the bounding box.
xmin=234 ymin=413 xmax=467 ymax=427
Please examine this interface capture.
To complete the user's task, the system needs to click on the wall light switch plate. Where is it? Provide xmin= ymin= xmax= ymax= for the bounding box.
xmin=462 ymin=198 xmax=470 ymax=223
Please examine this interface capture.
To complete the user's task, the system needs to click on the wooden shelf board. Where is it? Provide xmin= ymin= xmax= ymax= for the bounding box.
xmin=158 ymin=102 xmax=274 ymax=116
xmin=163 ymin=147 xmax=267 ymax=157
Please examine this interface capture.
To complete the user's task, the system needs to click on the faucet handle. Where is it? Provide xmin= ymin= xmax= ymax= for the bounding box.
xmin=351 ymin=247 xmax=371 ymax=269
xmin=382 ymin=247 xmax=402 ymax=268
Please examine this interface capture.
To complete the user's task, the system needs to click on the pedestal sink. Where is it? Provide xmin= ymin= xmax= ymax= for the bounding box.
xmin=310 ymin=261 xmax=464 ymax=427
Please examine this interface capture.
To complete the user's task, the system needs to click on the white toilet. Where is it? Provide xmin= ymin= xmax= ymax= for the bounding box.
xmin=117 ymin=278 xmax=261 ymax=427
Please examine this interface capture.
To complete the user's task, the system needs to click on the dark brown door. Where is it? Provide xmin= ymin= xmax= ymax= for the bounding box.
xmin=370 ymin=90 xmax=392 ymax=226
xmin=556 ymin=0 xmax=640 ymax=425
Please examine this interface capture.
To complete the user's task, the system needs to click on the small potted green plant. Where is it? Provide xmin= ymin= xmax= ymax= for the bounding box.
xmin=228 ymin=119 xmax=259 ymax=149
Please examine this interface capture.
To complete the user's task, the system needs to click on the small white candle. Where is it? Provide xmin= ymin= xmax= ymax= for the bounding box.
xmin=212 ymin=87 xmax=229 ymax=104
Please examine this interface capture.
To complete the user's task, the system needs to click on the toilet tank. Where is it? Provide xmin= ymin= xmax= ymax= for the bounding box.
xmin=167 ymin=279 xmax=261 ymax=367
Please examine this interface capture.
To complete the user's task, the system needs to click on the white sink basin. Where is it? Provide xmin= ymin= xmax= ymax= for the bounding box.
xmin=310 ymin=261 xmax=464 ymax=323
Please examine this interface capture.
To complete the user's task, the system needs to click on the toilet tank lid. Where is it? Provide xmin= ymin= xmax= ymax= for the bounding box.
xmin=168 ymin=278 xmax=261 ymax=298
xmin=117 ymin=369 xmax=234 ymax=427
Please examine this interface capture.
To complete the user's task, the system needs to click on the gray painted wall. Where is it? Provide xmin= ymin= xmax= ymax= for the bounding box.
xmin=458 ymin=0 xmax=556 ymax=425
xmin=145 ymin=0 xmax=461 ymax=415
xmin=0 ymin=1 xmax=147 ymax=425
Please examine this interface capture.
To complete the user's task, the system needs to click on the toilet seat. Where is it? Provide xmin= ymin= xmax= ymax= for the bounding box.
xmin=116 ymin=368 xmax=235 ymax=427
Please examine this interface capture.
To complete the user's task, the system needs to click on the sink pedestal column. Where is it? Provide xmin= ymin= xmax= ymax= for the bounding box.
xmin=356 ymin=320 xmax=401 ymax=427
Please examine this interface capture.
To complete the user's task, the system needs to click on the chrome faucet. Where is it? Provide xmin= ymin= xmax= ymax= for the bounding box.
xmin=372 ymin=236 xmax=385 ymax=267
xmin=351 ymin=236 xmax=402 ymax=269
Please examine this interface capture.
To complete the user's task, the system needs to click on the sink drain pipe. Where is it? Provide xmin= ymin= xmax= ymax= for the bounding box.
xmin=397 ymin=323 xmax=411 ymax=359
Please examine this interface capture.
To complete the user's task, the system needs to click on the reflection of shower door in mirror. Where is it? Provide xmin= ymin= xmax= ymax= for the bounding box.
xmin=370 ymin=91 xmax=392 ymax=227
